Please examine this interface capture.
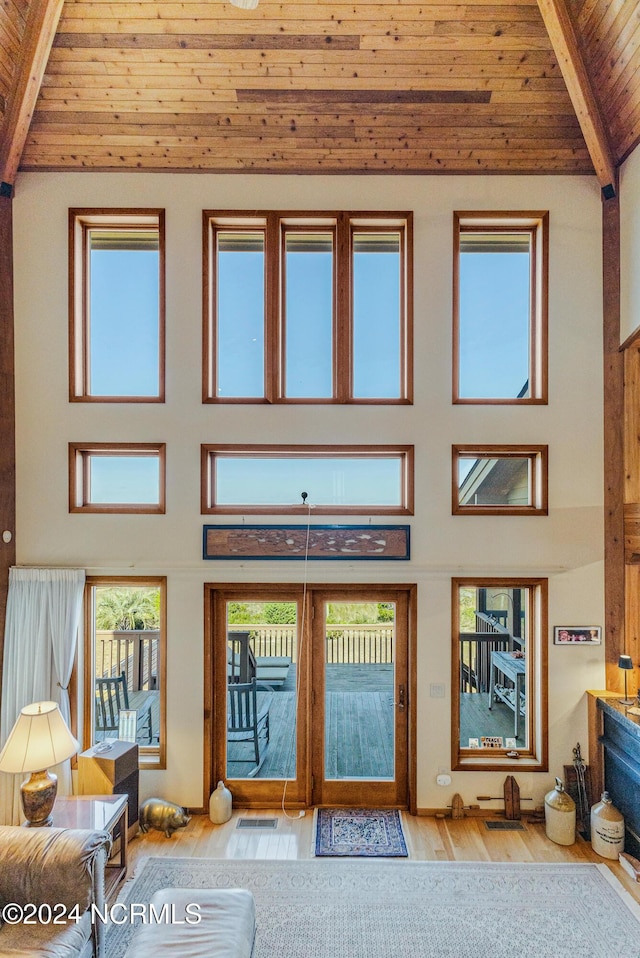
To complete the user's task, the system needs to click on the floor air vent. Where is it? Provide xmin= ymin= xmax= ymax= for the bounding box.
xmin=236 ymin=818 xmax=278 ymax=829
xmin=485 ymin=820 xmax=525 ymax=831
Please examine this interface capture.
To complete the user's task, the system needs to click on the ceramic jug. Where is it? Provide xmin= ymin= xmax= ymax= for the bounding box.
xmin=544 ymin=777 xmax=576 ymax=846
xmin=209 ymin=780 xmax=232 ymax=824
xmin=590 ymin=791 xmax=624 ymax=859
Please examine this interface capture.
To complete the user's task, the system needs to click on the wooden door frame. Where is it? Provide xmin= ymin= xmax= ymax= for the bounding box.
xmin=203 ymin=581 xmax=417 ymax=814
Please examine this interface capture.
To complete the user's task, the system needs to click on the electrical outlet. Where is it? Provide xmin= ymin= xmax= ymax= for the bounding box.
xmin=430 ymin=683 xmax=445 ymax=698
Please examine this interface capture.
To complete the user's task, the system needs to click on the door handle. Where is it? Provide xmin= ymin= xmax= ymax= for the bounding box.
xmin=397 ymin=684 xmax=405 ymax=711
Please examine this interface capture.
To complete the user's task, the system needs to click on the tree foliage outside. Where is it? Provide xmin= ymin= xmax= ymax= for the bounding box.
xmin=226 ymin=600 xmax=393 ymax=626
xmin=96 ymin=587 xmax=160 ymax=630
xmin=459 ymin=587 xmax=477 ymax=632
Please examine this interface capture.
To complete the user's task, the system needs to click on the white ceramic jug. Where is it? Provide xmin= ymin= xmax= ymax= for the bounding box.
xmin=590 ymin=791 xmax=625 ymax=859
xmin=209 ymin=780 xmax=232 ymax=824
xmin=544 ymin=777 xmax=576 ymax=846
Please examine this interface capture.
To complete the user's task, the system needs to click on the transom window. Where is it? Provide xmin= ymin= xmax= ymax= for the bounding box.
xmin=69 ymin=209 xmax=165 ymax=402
xmin=201 ymin=444 xmax=414 ymax=515
xmin=203 ymin=211 xmax=412 ymax=404
xmin=452 ymin=445 xmax=548 ymax=516
xmin=453 ymin=212 xmax=548 ymax=404
xmin=69 ymin=443 xmax=166 ymax=514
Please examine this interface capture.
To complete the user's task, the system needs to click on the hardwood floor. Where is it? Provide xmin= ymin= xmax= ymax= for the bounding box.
xmin=125 ymin=809 xmax=640 ymax=904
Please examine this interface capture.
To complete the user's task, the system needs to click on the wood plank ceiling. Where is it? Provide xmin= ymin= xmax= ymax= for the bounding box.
xmin=0 ymin=0 xmax=638 ymax=176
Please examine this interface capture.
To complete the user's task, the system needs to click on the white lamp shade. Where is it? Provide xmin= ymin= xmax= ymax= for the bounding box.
xmin=229 ymin=0 xmax=259 ymax=8
xmin=0 ymin=701 xmax=79 ymax=774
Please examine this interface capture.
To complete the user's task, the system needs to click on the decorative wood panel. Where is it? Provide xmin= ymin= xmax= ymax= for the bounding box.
xmin=203 ymin=524 xmax=410 ymax=560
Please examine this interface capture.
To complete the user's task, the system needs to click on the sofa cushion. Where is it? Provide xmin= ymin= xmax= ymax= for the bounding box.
xmin=123 ymin=888 xmax=256 ymax=958
xmin=0 ymin=827 xmax=111 ymax=911
xmin=0 ymin=910 xmax=92 ymax=958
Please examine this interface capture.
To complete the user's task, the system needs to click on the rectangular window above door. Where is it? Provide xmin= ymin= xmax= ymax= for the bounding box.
xmin=201 ymin=444 xmax=414 ymax=515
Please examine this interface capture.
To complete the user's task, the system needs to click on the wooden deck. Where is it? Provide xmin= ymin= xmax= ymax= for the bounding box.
xmin=95 ymin=689 xmax=160 ymax=747
xmin=459 ymin=692 xmax=525 ymax=747
xmin=227 ymin=664 xmax=395 ymax=781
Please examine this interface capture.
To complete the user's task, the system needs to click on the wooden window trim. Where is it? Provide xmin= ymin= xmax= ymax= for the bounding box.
xmin=452 ymin=211 xmax=549 ymax=405
xmin=200 ymin=443 xmax=414 ymax=515
xmin=69 ymin=442 xmax=166 ymax=514
xmin=202 ymin=210 xmax=413 ymax=405
xmin=452 ymin=444 xmax=548 ymax=516
xmin=82 ymin=575 xmax=166 ymax=769
xmin=451 ymin=577 xmax=548 ymax=772
xmin=69 ymin=208 xmax=166 ymax=403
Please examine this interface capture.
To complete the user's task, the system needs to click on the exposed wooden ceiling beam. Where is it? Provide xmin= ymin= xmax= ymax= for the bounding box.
xmin=0 ymin=0 xmax=66 ymax=195
xmin=536 ymin=0 xmax=617 ymax=197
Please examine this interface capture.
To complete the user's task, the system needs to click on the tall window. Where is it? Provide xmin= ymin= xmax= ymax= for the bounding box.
xmin=203 ymin=211 xmax=412 ymax=403
xmin=69 ymin=209 xmax=165 ymax=401
xmin=453 ymin=212 xmax=548 ymax=403
xmin=452 ymin=578 xmax=548 ymax=770
xmin=84 ymin=577 xmax=166 ymax=767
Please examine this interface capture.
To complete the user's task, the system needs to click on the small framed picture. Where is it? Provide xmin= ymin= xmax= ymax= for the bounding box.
xmin=118 ymin=709 xmax=138 ymax=742
xmin=468 ymin=738 xmax=480 ymax=749
xmin=554 ymin=626 xmax=601 ymax=645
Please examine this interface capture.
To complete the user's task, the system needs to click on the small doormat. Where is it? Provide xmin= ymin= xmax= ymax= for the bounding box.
xmin=314 ymin=807 xmax=408 ymax=857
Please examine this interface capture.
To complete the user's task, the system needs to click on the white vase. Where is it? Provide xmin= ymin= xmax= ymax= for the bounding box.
xmin=209 ymin=780 xmax=232 ymax=824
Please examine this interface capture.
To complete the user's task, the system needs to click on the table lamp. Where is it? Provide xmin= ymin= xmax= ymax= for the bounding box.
xmin=618 ymin=654 xmax=635 ymax=706
xmin=0 ymin=701 xmax=79 ymax=826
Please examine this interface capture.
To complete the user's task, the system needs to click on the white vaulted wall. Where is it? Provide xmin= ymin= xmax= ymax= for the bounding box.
xmin=13 ymin=172 xmax=604 ymax=811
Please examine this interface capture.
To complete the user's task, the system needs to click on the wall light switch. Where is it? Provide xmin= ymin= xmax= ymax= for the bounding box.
xmin=430 ymin=683 xmax=445 ymax=698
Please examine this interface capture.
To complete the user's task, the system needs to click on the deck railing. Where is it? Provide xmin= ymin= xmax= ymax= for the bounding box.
xmin=459 ymin=613 xmax=512 ymax=693
xmin=232 ymin=624 xmax=395 ymax=665
xmin=95 ymin=630 xmax=159 ymax=691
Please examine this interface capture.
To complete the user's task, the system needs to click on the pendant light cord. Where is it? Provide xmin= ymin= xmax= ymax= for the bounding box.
xmin=281 ymin=499 xmax=312 ymax=819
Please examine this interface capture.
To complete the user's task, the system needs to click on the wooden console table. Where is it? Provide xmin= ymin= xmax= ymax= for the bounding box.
xmin=52 ymin=794 xmax=128 ymax=898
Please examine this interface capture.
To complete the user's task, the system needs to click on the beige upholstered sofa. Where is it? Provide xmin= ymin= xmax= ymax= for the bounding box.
xmin=0 ymin=825 xmax=111 ymax=958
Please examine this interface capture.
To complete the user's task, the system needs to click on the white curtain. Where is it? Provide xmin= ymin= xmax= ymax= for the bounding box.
xmin=0 ymin=568 xmax=85 ymax=824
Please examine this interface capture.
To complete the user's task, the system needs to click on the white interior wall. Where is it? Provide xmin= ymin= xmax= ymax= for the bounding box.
xmin=13 ymin=172 xmax=605 ymax=812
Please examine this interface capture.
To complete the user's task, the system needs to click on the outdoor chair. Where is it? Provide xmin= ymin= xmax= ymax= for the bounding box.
xmin=227 ymin=679 xmax=273 ymax=777
xmin=95 ymin=671 xmax=154 ymax=744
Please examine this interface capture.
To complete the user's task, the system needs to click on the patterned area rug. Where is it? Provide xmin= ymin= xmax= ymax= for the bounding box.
xmin=106 ymin=858 xmax=640 ymax=958
xmin=314 ymin=807 xmax=408 ymax=857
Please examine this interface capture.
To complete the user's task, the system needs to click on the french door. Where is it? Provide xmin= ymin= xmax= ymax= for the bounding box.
xmin=205 ymin=583 xmax=414 ymax=809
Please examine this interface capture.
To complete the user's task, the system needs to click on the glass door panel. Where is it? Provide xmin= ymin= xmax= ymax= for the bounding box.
xmin=312 ymin=589 xmax=409 ymax=808
xmin=225 ymin=600 xmax=297 ymax=781
xmin=324 ymin=601 xmax=395 ymax=781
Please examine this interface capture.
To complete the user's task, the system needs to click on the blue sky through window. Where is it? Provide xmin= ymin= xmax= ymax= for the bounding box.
xmin=89 ymin=456 xmax=160 ymax=504
xmin=90 ymin=245 xmax=159 ymax=397
xmin=215 ymin=456 xmax=402 ymax=508
xmin=458 ymin=248 xmax=530 ymax=399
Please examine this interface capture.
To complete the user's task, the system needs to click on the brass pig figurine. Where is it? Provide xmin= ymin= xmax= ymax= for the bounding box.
xmin=139 ymin=798 xmax=191 ymax=838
